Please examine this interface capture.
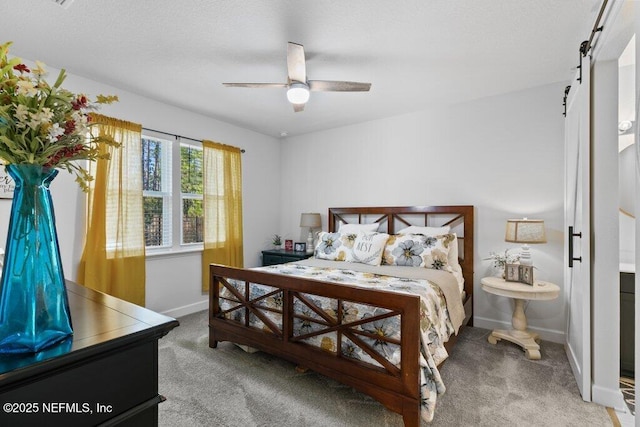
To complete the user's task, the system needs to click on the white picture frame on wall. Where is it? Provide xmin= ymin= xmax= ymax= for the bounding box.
xmin=0 ymin=163 xmax=15 ymax=199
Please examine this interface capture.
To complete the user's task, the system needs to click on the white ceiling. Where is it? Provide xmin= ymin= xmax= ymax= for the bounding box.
xmin=1 ymin=0 xmax=599 ymax=138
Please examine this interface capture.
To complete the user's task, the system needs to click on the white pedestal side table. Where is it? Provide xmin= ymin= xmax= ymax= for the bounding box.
xmin=481 ymin=276 xmax=560 ymax=360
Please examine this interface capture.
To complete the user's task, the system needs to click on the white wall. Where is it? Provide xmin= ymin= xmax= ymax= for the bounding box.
xmin=280 ymin=82 xmax=567 ymax=342
xmin=0 ymin=55 xmax=568 ymax=337
xmin=0 ymin=57 xmax=282 ymax=317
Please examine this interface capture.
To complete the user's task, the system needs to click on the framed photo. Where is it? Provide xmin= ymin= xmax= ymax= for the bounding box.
xmin=504 ymin=263 xmax=534 ymax=285
xmin=284 ymin=239 xmax=293 ymax=251
xmin=294 ymin=242 xmax=306 ymax=253
xmin=519 ymin=264 xmax=534 ymax=285
xmin=0 ymin=164 xmax=14 ymax=199
xmin=505 ymin=263 xmax=520 ymax=282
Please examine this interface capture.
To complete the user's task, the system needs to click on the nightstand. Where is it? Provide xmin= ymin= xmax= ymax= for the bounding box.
xmin=261 ymin=249 xmax=312 ymax=266
xmin=481 ymin=276 xmax=560 ymax=360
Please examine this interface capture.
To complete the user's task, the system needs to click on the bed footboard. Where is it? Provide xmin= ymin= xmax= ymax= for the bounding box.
xmin=209 ymin=264 xmax=422 ymax=426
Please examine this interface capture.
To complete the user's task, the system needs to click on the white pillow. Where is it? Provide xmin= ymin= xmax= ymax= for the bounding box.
xmin=448 ymin=233 xmax=461 ymax=272
xmin=338 ymin=223 xmax=379 ymax=234
xmin=396 ymin=225 xmax=450 ymax=235
xmin=345 ymin=232 xmax=389 ymax=266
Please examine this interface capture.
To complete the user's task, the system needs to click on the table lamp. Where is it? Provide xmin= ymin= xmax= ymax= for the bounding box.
xmin=300 ymin=213 xmax=321 ymax=253
xmin=505 ymin=218 xmax=546 ymax=266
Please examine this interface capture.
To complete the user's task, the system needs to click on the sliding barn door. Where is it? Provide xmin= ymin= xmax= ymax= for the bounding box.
xmin=635 ymin=7 xmax=640 ymax=422
xmin=564 ymin=54 xmax=591 ymax=401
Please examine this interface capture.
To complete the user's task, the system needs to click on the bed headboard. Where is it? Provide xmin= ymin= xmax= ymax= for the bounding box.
xmin=328 ymin=205 xmax=474 ymax=297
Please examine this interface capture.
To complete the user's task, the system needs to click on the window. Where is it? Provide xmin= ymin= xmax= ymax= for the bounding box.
xmin=142 ymin=136 xmax=172 ymax=248
xmin=142 ymin=134 xmax=203 ymax=252
xmin=180 ymin=144 xmax=203 ymax=244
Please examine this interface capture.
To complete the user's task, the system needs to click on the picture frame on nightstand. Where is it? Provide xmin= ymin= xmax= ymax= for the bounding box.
xmin=505 ymin=264 xmax=520 ymax=282
xmin=505 ymin=263 xmax=534 ymax=285
xmin=284 ymin=239 xmax=293 ymax=251
xmin=519 ymin=265 xmax=534 ymax=285
xmin=294 ymin=242 xmax=306 ymax=252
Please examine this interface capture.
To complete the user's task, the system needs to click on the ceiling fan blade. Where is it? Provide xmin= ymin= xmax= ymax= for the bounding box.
xmin=308 ymin=80 xmax=371 ymax=92
xmin=293 ymin=103 xmax=305 ymax=113
xmin=287 ymin=42 xmax=306 ymax=83
xmin=222 ymin=83 xmax=288 ymax=88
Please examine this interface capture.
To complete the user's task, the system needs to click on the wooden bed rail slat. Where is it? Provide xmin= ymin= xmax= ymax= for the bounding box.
xmin=211 ymin=265 xmax=421 ymax=310
xmin=210 ymin=205 xmax=474 ymax=426
xmin=209 ymin=264 xmax=421 ymax=394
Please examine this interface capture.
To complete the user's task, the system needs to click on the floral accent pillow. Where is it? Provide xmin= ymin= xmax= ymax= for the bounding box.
xmin=397 ymin=227 xmax=461 ymax=272
xmin=315 ymin=231 xmax=357 ymax=261
xmin=382 ymin=234 xmax=427 ymax=267
xmin=383 ymin=233 xmax=455 ymax=271
xmin=345 ymin=232 xmax=390 ymax=266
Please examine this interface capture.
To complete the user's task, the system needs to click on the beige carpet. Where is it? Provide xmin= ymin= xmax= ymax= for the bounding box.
xmin=158 ymin=310 xmax=612 ymax=426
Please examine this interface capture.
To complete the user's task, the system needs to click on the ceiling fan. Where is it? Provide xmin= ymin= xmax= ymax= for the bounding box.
xmin=223 ymin=42 xmax=371 ymax=112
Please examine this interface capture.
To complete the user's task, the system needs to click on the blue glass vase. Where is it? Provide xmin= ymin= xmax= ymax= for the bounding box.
xmin=0 ymin=164 xmax=73 ymax=353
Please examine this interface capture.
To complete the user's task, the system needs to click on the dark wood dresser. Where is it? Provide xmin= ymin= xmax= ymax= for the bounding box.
xmin=620 ymin=271 xmax=634 ymax=378
xmin=261 ymin=249 xmax=312 ymax=266
xmin=0 ymin=281 xmax=179 ymax=426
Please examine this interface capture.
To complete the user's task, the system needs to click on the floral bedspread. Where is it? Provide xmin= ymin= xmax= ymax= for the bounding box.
xmin=218 ymin=261 xmax=457 ymax=422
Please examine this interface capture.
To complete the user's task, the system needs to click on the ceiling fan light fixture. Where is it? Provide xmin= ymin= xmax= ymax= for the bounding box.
xmin=223 ymin=43 xmax=370 ymax=112
xmin=287 ymin=83 xmax=310 ymax=104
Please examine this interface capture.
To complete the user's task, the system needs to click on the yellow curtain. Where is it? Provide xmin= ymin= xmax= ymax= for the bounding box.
xmin=201 ymin=140 xmax=243 ymax=291
xmin=77 ymin=114 xmax=146 ymax=306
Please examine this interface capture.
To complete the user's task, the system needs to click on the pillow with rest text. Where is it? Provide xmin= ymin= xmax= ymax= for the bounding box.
xmin=345 ymin=231 xmax=390 ymax=266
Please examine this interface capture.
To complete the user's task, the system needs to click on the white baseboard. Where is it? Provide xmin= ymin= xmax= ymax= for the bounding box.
xmin=473 ymin=316 xmax=565 ymax=344
xmin=592 ymin=384 xmax=626 ymax=411
xmin=160 ymin=299 xmax=208 ymax=319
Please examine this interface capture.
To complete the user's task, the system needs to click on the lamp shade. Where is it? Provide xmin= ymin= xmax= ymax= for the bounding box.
xmin=300 ymin=213 xmax=321 ymax=228
xmin=505 ymin=219 xmax=546 ymax=244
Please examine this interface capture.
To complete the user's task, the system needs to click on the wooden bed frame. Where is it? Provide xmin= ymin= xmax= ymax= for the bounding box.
xmin=209 ymin=206 xmax=474 ymax=426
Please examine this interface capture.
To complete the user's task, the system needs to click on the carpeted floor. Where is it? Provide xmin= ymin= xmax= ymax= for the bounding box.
xmin=158 ymin=310 xmax=612 ymax=426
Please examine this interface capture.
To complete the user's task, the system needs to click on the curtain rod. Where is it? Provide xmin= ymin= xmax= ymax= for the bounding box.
xmin=563 ymin=0 xmax=609 ymax=115
xmin=581 ymin=0 xmax=608 ymax=57
xmin=142 ymin=127 xmax=246 ymax=153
